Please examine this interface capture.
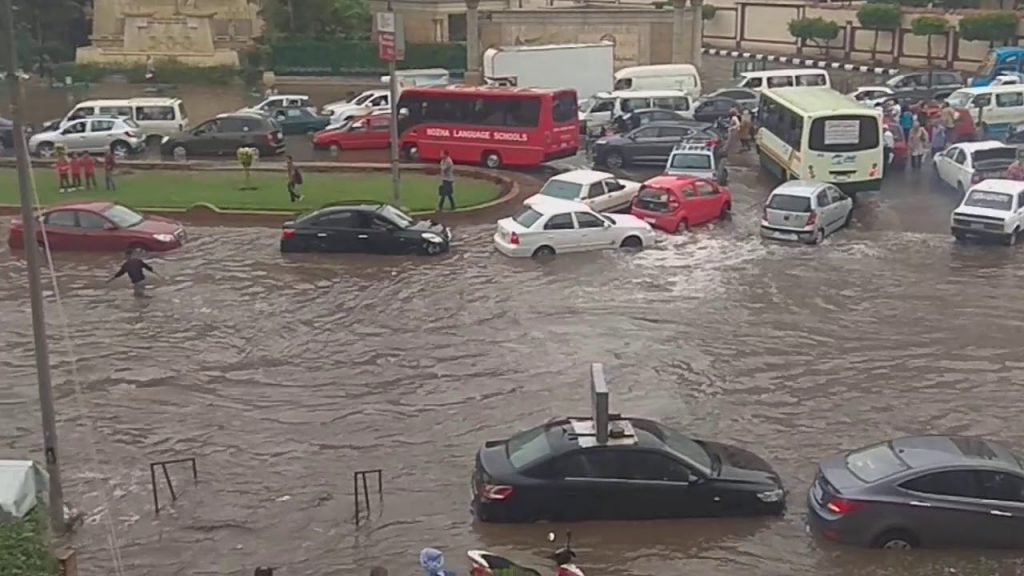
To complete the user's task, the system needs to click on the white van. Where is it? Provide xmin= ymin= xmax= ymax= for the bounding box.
xmin=736 ymin=69 xmax=831 ymax=92
xmin=946 ymin=84 xmax=1024 ymax=134
xmin=613 ymin=64 xmax=702 ymax=96
xmin=579 ymin=89 xmax=694 ymax=135
xmin=380 ymin=68 xmax=450 ymax=88
xmin=60 ymin=98 xmax=188 ymax=138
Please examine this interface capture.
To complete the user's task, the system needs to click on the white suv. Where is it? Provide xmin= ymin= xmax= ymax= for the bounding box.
xmin=664 ymin=141 xmax=727 ymax=185
xmin=950 ymin=179 xmax=1024 ymax=245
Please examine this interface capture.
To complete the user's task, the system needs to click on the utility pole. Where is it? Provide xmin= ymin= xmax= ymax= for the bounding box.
xmin=385 ymin=1 xmax=401 ymax=204
xmin=2 ymin=0 xmax=66 ymax=532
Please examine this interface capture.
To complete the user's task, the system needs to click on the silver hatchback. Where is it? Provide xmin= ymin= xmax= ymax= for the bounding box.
xmin=28 ymin=116 xmax=146 ymax=159
xmin=759 ymin=180 xmax=853 ymax=244
xmin=808 ymin=435 xmax=1024 ymax=550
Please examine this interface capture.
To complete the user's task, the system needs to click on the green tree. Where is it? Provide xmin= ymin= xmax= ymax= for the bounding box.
xmin=788 ymin=17 xmax=841 ymax=55
xmin=911 ymin=15 xmax=949 ymax=71
xmin=262 ymin=0 xmax=371 ymax=39
xmin=11 ymin=0 xmax=88 ymax=61
xmin=959 ymin=12 xmax=1019 ymax=48
xmin=857 ymin=3 xmax=902 ymax=62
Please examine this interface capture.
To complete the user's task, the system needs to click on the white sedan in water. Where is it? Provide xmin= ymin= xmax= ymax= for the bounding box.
xmin=536 ymin=170 xmax=641 ymax=213
xmin=493 ymin=196 xmax=655 ymax=258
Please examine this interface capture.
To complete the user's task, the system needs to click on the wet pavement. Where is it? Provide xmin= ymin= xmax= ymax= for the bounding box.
xmin=5 ymin=150 xmax=1024 ymax=576
xmin=6 ymin=58 xmax=1024 ymax=576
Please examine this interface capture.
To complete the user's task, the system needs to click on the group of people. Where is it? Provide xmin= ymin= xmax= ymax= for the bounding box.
xmin=54 ymin=150 xmax=117 ymax=193
xmin=725 ymin=108 xmax=756 ymax=154
xmin=881 ymin=100 xmax=968 ymax=174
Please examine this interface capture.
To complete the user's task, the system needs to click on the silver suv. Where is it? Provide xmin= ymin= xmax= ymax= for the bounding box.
xmin=664 ymin=141 xmax=728 ymax=184
xmin=28 ymin=116 xmax=146 ymax=159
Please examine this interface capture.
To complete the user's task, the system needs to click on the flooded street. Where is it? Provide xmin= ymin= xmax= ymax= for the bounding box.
xmin=4 ymin=155 xmax=1024 ymax=575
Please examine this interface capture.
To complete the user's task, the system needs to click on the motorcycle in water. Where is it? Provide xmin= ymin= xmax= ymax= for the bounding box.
xmin=468 ymin=531 xmax=584 ymax=576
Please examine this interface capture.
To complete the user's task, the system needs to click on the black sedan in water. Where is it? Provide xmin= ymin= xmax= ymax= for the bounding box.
xmin=471 ymin=416 xmax=785 ymax=523
xmin=280 ymin=202 xmax=451 ymax=255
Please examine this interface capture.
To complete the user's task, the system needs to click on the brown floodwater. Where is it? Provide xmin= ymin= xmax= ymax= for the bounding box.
xmin=5 ymin=57 xmax=1024 ymax=576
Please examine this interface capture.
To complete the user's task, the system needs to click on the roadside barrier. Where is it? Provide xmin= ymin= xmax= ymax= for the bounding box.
xmin=149 ymin=457 xmax=199 ymax=514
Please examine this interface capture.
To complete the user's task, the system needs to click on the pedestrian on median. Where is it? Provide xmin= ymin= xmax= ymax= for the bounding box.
xmin=438 ymin=149 xmax=455 ymax=211
xmin=908 ymin=119 xmax=930 ymax=173
xmin=70 ymin=152 xmax=83 ymax=191
xmin=56 ymin=154 xmax=71 ymax=193
xmin=286 ymin=155 xmax=304 ymax=202
xmin=104 ymin=149 xmax=117 ymax=191
xmin=82 ymin=153 xmax=97 ymax=190
xmin=107 ymin=247 xmax=161 ymax=298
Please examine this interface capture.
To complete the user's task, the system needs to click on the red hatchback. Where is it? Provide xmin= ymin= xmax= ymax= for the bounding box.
xmin=630 ymin=175 xmax=732 ymax=233
xmin=312 ymin=112 xmax=391 ymax=155
xmin=7 ymin=202 xmax=186 ymax=252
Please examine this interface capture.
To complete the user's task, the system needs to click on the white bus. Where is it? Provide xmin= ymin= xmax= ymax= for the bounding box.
xmin=755 ymin=87 xmax=883 ymax=193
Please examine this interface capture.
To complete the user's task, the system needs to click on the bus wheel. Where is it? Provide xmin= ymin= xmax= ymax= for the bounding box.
xmin=403 ymin=144 xmax=419 ymax=161
xmin=482 ymin=151 xmax=502 ymax=169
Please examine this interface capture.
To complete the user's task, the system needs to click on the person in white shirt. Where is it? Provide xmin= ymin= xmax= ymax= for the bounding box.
xmin=883 ymin=126 xmax=896 ymax=173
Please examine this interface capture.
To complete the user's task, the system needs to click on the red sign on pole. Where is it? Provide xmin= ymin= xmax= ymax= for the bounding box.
xmin=378 ymin=31 xmax=396 ymax=62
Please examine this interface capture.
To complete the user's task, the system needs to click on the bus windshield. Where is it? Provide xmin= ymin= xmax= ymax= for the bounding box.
xmin=808 ymin=115 xmax=880 ymax=153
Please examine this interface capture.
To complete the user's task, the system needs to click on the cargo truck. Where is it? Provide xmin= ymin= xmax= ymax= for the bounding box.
xmin=483 ymin=42 xmax=614 ymax=101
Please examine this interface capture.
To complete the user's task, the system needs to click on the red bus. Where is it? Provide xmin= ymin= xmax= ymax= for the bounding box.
xmin=396 ymin=85 xmax=579 ymax=169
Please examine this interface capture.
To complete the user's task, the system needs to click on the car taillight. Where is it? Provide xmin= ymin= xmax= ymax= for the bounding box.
xmin=266 ymin=133 xmax=275 ymax=145
xmin=480 ymin=484 xmax=513 ymax=501
xmin=825 ymin=497 xmax=863 ymax=515
xmin=281 ymin=228 xmax=296 ymax=240
xmin=806 ymin=211 xmax=817 ymax=227
xmin=509 ymin=231 xmax=520 ymax=245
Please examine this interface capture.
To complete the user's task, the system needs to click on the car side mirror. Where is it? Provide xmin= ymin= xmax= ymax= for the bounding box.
xmin=603 ymin=220 xmax=612 ymax=228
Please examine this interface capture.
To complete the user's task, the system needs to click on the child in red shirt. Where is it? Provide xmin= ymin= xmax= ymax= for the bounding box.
xmin=56 ymin=156 xmax=71 ymax=193
xmin=69 ymin=153 xmax=83 ymax=190
xmin=82 ymin=154 xmax=97 ymax=189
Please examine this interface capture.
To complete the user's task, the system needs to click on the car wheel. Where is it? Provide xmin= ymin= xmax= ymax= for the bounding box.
xmin=111 ymin=140 xmax=131 ymax=159
xmin=532 ymin=245 xmax=555 ymax=258
xmin=605 ymin=152 xmax=624 ymax=170
xmin=1005 ymin=228 xmax=1020 ymax=246
xmin=719 ymin=203 xmax=731 ymax=220
xmin=675 ymin=218 xmax=689 ymax=234
xmin=403 ymin=144 xmax=419 ymax=161
xmin=422 ymin=241 xmax=444 ymax=256
xmin=482 ymin=151 xmax=502 ymax=169
xmin=329 ymin=143 xmax=341 ymax=156
xmin=873 ymin=530 xmax=918 ymax=550
xmin=172 ymin=144 xmax=188 ymax=160
xmin=36 ymin=142 xmax=55 ymax=158
xmin=620 ymin=235 xmax=644 ymax=250
xmin=812 ymin=228 xmax=825 ymax=245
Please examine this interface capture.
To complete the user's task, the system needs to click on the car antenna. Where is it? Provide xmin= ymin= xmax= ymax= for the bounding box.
xmin=590 ymin=363 xmax=609 ymax=445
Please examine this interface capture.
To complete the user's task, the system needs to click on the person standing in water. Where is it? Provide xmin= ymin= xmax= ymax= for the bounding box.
xmin=108 ymin=248 xmax=160 ymax=297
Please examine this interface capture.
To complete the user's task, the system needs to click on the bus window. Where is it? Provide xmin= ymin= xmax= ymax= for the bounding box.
xmin=809 ymin=115 xmax=880 ymax=153
xmin=551 ymin=92 xmax=576 ymax=124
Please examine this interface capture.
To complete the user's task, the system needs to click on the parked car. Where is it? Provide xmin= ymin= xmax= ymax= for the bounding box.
xmin=472 ymin=414 xmax=785 ymax=523
xmin=536 ymin=170 xmax=641 ymax=212
xmin=160 ymin=113 xmax=285 ymax=158
xmin=808 ymin=434 xmax=1024 ymax=550
xmin=7 ymin=202 xmax=186 ymax=252
xmin=759 ymin=180 xmax=854 ymax=244
xmin=493 ymin=195 xmax=655 ymax=258
xmin=592 ymin=121 xmax=719 ymax=170
xmin=240 ymin=94 xmax=312 ymax=116
xmin=271 ymin=107 xmax=331 ymax=135
xmin=630 ymin=175 xmax=731 ymax=233
xmin=280 ymin=202 xmax=451 ymax=255
xmin=950 ymin=179 xmax=1024 ymax=245
xmin=27 ymin=117 xmax=145 ymax=159
xmin=933 ymin=141 xmax=1017 ymax=195
xmin=701 ymin=88 xmax=759 ymax=111
xmin=886 ymin=71 xmax=964 ymax=101
xmin=610 ymin=108 xmax=694 ymax=135
xmin=850 ymin=86 xmax=896 ymax=108
xmin=312 ymin=112 xmax=391 ymax=154
xmin=664 ymin=141 xmax=728 ymax=184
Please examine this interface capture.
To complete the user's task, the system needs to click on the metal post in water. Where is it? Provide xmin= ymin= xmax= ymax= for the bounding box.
xmin=387 ymin=1 xmax=401 ymax=204
xmin=2 ymin=0 xmax=65 ymax=532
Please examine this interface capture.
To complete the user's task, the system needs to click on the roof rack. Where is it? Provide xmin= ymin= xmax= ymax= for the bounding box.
xmin=672 ymin=140 xmax=717 ymax=151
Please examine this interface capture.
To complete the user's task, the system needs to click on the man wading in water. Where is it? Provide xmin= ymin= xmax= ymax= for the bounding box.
xmin=107 ymin=248 xmax=161 ymax=297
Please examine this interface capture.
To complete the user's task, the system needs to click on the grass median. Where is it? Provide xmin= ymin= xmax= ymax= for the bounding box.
xmin=0 ymin=168 xmax=501 ymax=213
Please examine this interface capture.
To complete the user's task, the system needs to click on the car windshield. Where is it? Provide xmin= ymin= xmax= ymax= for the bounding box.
xmin=658 ymin=425 xmax=712 ymax=472
xmin=379 ymin=205 xmax=414 ymax=228
xmin=506 ymin=427 xmax=553 ymax=471
xmin=964 ymin=190 xmax=1014 ymax=211
xmin=353 ymin=92 xmax=375 ymax=105
xmin=946 ymin=91 xmax=973 ymax=108
xmin=103 ymin=205 xmax=144 ymax=228
xmin=767 ymin=193 xmax=811 ymax=212
xmin=669 ymin=153 xmax=712 ymax=170
xmin=846 ymin=443 xmax=909 ymax=483
xmin=539 ymin=179 xmax=583 ymax=200
xmin=513 ymin=207 xmax=543 ymax=228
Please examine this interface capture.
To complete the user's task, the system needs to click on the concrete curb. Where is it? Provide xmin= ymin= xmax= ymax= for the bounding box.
xmin=0 ymin=159 xmax=522 ymax=227
xmin=702 ymin=47 xmax=900 ymax=75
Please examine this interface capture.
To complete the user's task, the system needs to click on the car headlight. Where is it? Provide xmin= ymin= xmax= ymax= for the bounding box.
xmin=756 ymin=488 xmax=785 ymax=503
xmin=161 ymin=136 xmax=169 ymax=144
xmin=421 ymin=232 xmax=444 ymax=243
xmin=153 ymin=233 xmax=176 ymax=243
